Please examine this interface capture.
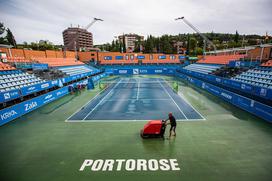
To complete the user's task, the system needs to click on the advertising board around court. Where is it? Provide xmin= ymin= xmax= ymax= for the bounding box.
xmin=0 ymin=87 xmax=69 ymax=126
xmin=178 ymin=69 xmax=272 ymax=100
xmin=108 ymin=68 xmax=176 ymax=75
xmin=175 ymin=72 xmax=272 ymax=123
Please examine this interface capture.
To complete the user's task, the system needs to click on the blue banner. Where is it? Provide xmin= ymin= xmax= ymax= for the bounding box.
xmin=107 ymin=68 xmax=176 ymax=75
xmin=0 ymin=87 xmax=69 ymax=126
xmin=32 ymin=63 xmax=49 ymax=70
xmin=0 ymin=90 xmax=21 ymax=103
xmin=176 ymin=72 xmax=272 ymax=123
xmin=158 ymin=55 xmax=166 ymax=59
xmin=115 ymin=56 xmax=123 ymax=60
xmin=104 ymin=56 xmax=112 ymax=60
xmin=137 ymin=56 xmax=145 ymax=59
xmin=20 ymin=81 xmax=53 ymax=96
xmin=178 ymin=68 xmax=272 ymax=100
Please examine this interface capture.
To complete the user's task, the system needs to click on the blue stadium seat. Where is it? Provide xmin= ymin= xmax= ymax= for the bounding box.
xmin=232 ymin=67 xmax=272 ymax=89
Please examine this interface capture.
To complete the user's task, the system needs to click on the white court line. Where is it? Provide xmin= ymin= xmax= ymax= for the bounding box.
xmin=82 ymin=79 xmax=122 ymax=120
xmin=104 ymin=98 xmax=171 ymax=101
xmin=158 ymin=80 xmax=188 ymax=120
xmin=177 ymin=91 xmax=206 ymax=120
xmin=163 ymin=79 xmax=206 ymax=120
xmin=65 ymin=119 xmax=201 ymax=123
xmin=65 ymin=85 xmax=109 ymax=122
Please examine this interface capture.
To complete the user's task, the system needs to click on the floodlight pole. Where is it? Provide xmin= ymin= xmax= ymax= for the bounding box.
xmin=175 ymin=16 xmax=217 ymax=59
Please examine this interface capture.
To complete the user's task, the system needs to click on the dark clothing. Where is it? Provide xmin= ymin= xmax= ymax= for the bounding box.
xmin=170 ymin=125 xmax=176 ymax=132
xmin=169 ymin=115 xmax=176 ymax=126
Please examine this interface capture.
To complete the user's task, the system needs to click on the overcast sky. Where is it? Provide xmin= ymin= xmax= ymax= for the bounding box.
xmin=0 ymin=0 xmax=271 ymax=45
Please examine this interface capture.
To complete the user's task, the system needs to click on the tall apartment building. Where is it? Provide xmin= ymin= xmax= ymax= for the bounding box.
xmin=63 ymin=27 xmax=93 ymax=51
xmin=118 ymin=33 xmax=144 ymax=52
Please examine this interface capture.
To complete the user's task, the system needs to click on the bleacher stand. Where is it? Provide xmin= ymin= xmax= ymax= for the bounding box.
xmin=198 ymin=55 xmax=245 ymax=64
xmin=0 ymin=70 xmax=45 ymax=92
xmin=183 ymin=63 xmax=222 ymax=74
xmin=6 ymin=57 xmax=33 ymax=63
xmin=231 ymin=67 xmax=272 ymax=89
xmin=0 ymin=62 xmax=16 ymax=70
xmin=58 ymin=65 xmax=100 ymax=76
xmin=36 ymin=58 xmax=84 ymax=67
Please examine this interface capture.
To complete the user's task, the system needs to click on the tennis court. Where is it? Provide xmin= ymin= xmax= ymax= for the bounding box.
xmin=67 ymin=77 xmax=204 ymax=121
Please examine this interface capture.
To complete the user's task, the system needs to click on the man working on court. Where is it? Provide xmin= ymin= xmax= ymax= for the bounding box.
xmin=166 ymin=112 xmax=177 ymax=138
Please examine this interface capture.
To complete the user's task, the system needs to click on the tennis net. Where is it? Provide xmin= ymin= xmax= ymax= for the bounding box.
xmin=99 ymin=80 xmax=179 ymax=92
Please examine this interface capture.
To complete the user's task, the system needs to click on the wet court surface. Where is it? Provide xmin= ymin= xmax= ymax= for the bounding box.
xmin=67 ymin=78 xmax=204 ymax=121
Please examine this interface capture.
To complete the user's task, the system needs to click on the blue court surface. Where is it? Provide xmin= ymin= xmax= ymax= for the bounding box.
xmin=66 ymin=78 xmax=205 ymax=122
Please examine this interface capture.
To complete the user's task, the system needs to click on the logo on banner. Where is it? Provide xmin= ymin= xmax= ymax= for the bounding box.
xmin=221 ymin=92 xmax=232 ymax=100
xmin=250 ymin=100 xmax=255 ymax=107
xmin=119 ymin=70 xmax=127 ymax=74
xmin=28 ymin=87 xmax=36 ymax=91
xmin=4 ymin=93 xmax=10 ymax=99
xmin=41 ymin=83 xmax=49 ymax=89
xmin=58 ymin=80 xmax=63 ymax=87
xmin=260 ymin=88 xmax=267 ymax=96
xmin=24 ymin=101 xmax=38 ymax=111
xmin=133 ymin=69 xmax=139 ymax=75
xmin=1 ymin=110 xmax=17 ymax=120
xmin=235 ymin=61 xmax=241 ymax=67
xmin=45 ymin=94 xmax=53 ymax=100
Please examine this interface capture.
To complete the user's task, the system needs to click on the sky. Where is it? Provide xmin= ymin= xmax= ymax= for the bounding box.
xmin=0 ymin=0 xmax=271 ymax=45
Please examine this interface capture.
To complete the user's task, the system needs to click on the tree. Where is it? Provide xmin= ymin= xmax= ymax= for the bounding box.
xmin=189 ymin=37 xmax=197 ymax=55
xmin=6 ymin=28 xmax=16 ymax=47
xmin=234 ymin=30 xmax=239 ymax=43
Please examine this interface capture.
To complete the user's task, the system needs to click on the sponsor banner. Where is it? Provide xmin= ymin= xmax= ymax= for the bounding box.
xmin=0 ymin=90 xmax=21 ymax=103
xmin=115 ymin=56 xmax=123 ymax=60
xmin=158 ymin=55 xmax=166 ymax=59
xmin=179 ymin=69 xmax=272 ymax=100
xmin=110 ymin=68 xmax=176 ymax=75
xmin=137 ymin=55 xmax=145 ymax=59
xmin=92 ymin=73 xmax=107 ymax=82
xmin=32 ymin=63 xmax=49 ymax=70
xmin=178 ymin=56 xmax=186 ymax=60
xmin=0 ymin=87 xmax=69 ymax=126
xmin=176 ymin=72 xmax=272 ymax=123
xmin=21 ymin=81 xmax=53 ymax=96
xmin=104 ymin=56 xmax=112 ymax=60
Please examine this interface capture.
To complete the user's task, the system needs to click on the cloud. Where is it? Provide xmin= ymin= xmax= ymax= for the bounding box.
xmin=0 ymin=0 xmax=271 ymax=45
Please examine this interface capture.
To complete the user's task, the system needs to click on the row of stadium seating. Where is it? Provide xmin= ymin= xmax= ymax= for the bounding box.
xmin=197 ymin=55 xmax=245 ymax=64
xmin=35 ymin=58 xmax=84 ymax=67
xmin=0 ymin=62 xmax=16 ymax=70
xmin=99 ymin=59 xmax=180 ymax=65
xmin=183 ymin=63 xmax=222 ymax=74
xmin=6 ymin=57 xmax=33 ymax=63
xmin=231 ymin=67 xmax=272 ymax=89
xmin=0 ymin=70 xmax=45 ymax=92
xmin=58 ymin=65 xmax=100 ymax=76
